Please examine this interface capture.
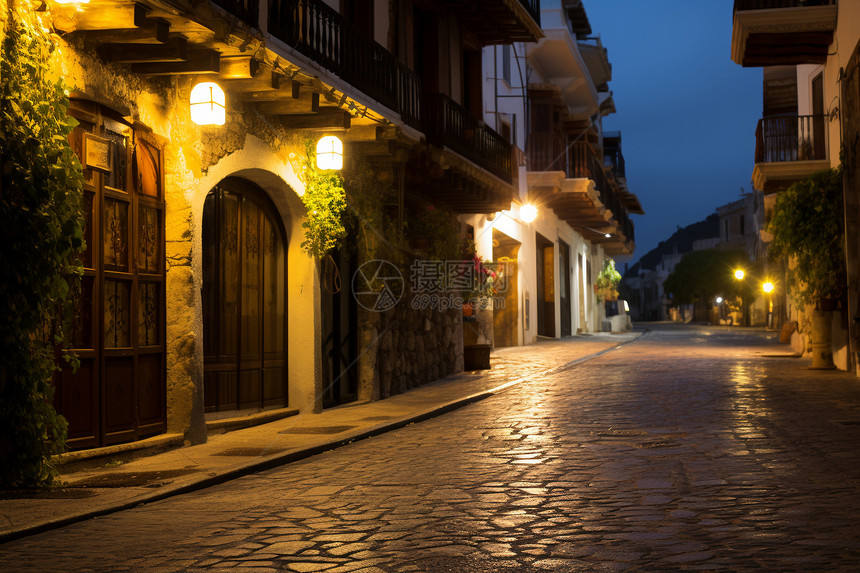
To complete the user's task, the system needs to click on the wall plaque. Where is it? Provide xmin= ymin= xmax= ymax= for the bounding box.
xmin=83 ymin=133 xmax=111 ymax=172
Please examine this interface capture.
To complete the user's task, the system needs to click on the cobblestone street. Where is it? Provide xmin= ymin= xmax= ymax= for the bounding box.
xmin=3 ymin=324 xmax=860 ymax=572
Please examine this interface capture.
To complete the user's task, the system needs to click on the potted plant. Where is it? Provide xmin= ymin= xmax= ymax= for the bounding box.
xmin=768 ymin=167 xmax=845 ymax=368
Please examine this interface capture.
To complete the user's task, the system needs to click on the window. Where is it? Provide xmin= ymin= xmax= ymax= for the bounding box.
xmin=740 ymin=215 xmax=745 ymax=236
xmin=502 ymin=45 xmax=512 ymax=85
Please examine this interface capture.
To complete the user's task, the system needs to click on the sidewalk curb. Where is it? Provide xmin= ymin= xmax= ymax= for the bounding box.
xmin=0 ymin=332 xmax=643 ymax=544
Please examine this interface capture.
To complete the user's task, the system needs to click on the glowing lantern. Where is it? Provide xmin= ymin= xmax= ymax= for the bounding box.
xmin=316 ymin=136 xmax=343 ymax=170
xmin=520 ymin=203 xmax=538 ymax=223
xmin=190 ymin=82 xmax=225 ymax=126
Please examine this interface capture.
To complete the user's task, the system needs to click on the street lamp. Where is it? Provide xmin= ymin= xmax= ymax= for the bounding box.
xmin=734 ymin=269 xmax=745 ymax=280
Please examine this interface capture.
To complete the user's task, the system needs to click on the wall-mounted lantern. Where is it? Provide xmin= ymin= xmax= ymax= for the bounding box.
xmin=519 ymin=203 xmax=538 ymax=223
xmin=316 ymin=136 xmax=343 ymax=170
xmin=190 ymin=82 xmax=225 ymax=126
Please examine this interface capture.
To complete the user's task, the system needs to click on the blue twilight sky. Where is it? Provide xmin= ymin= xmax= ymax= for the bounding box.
xmin=583 ymin=1 xmax=763 ymax=267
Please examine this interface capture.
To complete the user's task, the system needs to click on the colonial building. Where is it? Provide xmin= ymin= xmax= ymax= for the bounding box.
xmin=27 ymin=0 xmax=543 ymax=451
xmin=8 ymin=0 xmax=641 ymax=459
xmin=464 ymin=0 xmax=642 ymax=347
xmin=731 ymin=0 xmax=860 ymax=370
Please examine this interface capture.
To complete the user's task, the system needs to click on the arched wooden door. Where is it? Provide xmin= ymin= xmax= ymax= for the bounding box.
xmin=203 ymin=178 xmax=288 ymax=413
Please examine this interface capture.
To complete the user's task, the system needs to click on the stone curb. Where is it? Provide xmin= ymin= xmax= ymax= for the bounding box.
xmin=0 ymin=331 xmax=644 ymax=544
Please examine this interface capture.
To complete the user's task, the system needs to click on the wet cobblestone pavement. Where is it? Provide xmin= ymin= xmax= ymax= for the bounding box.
xmin=3 ymin=324 xmax=860 ymax=571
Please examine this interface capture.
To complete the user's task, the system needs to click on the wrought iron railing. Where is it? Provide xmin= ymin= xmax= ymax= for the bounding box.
xmin=527 ymin=133 xmax=565 ymax=172
xmin=734 ymin=0 xmax=834 ymax=10
xmin=268 ymin=0 xmax=420 ymax=128
xmin=755 ymin=114 xmax=828 ymax=163
xmin=212 ymin=0 xmax=260 ymax=26
xmin=423 ymin=94 xmax=512 ymax=183
xmin=604 ymin=145 xmax=625 ymax=178
xmin=517 ymin=0 xmax=541 ymax=27
xmin=570 ymin=141 xmax=607 ymax=202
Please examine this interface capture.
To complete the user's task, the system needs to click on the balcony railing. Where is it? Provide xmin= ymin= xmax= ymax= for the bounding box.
xmin=734 ymin=0 xmax=834 ymax=10
xmin=212 ymin=0 xmax=260 ymax=26
xmin=604 ymin=146 xmax=625 ymax=178
xmin=570 ymin=141 xmax=607 ymax=203
xmin=527 ymin=133 xmax=565 ymax=172
xmin=518 ymin=0 xmax=542 ymax=27
xmin=268 ymin=0 xmax=421 ymax=128
xmin=423 ymin=94 xmax=512 ymax=183
xmin=755 ymin=114 xmax=828 ymax=163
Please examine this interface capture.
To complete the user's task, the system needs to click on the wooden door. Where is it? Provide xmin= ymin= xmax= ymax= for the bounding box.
xmin=321 ymin=247 xmax=358 ymax=407
xmin=203 ymin=179 xmax=288 ymax=413
xmin=536 ymin=233 xmax=555 ymax=338
xmin=559 ymin=241 xmax=572 ymax=337
xmin=57 ymin=101 xmax=166 ymax=449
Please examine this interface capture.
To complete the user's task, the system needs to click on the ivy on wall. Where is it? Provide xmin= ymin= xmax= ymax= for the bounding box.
xmin=0 ymin=3 xmax=85 ymax=487
xmin=298 ymin=141 xmax=347 ymax=259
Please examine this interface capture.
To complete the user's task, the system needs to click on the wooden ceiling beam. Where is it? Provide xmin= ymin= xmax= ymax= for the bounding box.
xmin=219 ymin=56 xmax=261 ymax=80
xmin=279 ymin=110 xmax=351 ymax=130
xmin=77 ymin=20 xmax=169 ymax=44
xmin=255 ymin=91 xmax=320 ymax=115
xmin=131 ymin=50 xmax=220 ymax=75
xmin=99 ymin=37 xmax=187 ymax=64
xmin=54 ymin=2 xmax=148 ymax=33
xmin=221 ymin=70 xmax=288 ymax=93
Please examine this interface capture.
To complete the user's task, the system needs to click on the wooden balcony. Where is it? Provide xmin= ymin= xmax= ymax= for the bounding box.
xmin=528 ymin=137 xmax=635 ymax=252
xmin=753 ymin=114 xmax=831 ymax=193
xmin=268 ymin=0 xmax=421 ymax=128
xmin=423 ymin=94 xmax=512 ymax=183
xmin=438 ymin=0 xmax=542 ymax=45
xmin=731 ymin=0 xmax=837 ymax=67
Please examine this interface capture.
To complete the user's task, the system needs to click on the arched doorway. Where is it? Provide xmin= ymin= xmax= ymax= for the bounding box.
xmin=202 ymin=178 xmax=288 ymax=413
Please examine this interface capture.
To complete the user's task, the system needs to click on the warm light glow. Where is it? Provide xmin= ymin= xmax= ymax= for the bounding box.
xmin=316 ymin=136 xmax=343 ymax=170
xmin=52 ymin=0 xmax=90 ymax=4
xmin=716 ymin=296 xmax=723 ymax=304
xmin=604 ymin=233 xmax=611 ymax=238
xmin=520 ymin=203 xmax=538 ymax=223
xmin=762 ymin=281 xmax=774 ymax=294
xmin=734 ymin=269 xmax=745 ymax=280
xmin=623 ymin=300 xmax=630 ymax=312
xmin=190 ymin=82 xmax=226 ymax=126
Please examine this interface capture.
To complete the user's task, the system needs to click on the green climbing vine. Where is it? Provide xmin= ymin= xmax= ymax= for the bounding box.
xmin=0 ymin=3 xmax=85 ymax=487
xmin=298 ymin=141 xmax=347 ymax=259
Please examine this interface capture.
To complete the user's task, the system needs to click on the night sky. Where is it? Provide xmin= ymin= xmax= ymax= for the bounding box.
xmin=584 ymin=1 xmax=763 ymax=266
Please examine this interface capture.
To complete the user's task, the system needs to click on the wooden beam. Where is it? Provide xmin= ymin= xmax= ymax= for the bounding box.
xmin=99 ymin=37 xmax=187 ymax=64
xmin=76 ymin=20 xmax=169 ymax=44
xmin=235 ymin=80 xmax=301 ymax=102
xmin=131 ymin=50 xmax=220 ymax=75
xmin=219 ymin=56 xmax=261 ymax=80
xmin=280 ymin=110 xmax=351 ymax=130
xmin=221 ymin=71 xmax=287 ymax=93
xmin=255 ymin=92 xmax=320 ymax=115
xmin=54 ymin=3 xmax=148 ymax=33
xmin=343 ymin=125 xmax=385 ymax=142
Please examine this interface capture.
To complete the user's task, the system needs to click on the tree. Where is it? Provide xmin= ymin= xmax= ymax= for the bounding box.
xmin=768 ymin=168 xmax=845 ymax=309
xmin=663 ymin=249 xmax=757 ymax=308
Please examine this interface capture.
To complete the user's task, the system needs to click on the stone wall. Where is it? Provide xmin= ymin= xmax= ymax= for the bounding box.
xmin=372 ymin=293 xmax=464 ymax=399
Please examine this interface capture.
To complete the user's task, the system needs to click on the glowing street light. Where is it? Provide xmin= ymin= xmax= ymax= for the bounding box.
xmin=734 ymin=269 xmax=745 ymax=280
xmin=762 ymin=281 xmax=774 ymax=294
xmin=716 ymin=296 xmax=723 ymax=304
xmin=520 ymin=203 xmax=538 ymax=223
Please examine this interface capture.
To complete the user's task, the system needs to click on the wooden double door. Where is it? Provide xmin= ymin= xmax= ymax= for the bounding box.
xmin=56 ymin=101 xmax=166 ymax=449
xmin=203 ymin=179 xmax=288 ymax=413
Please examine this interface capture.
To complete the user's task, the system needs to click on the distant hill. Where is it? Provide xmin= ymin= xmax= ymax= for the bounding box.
xmin=624 ymin=214 xmax=720 ymax=278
